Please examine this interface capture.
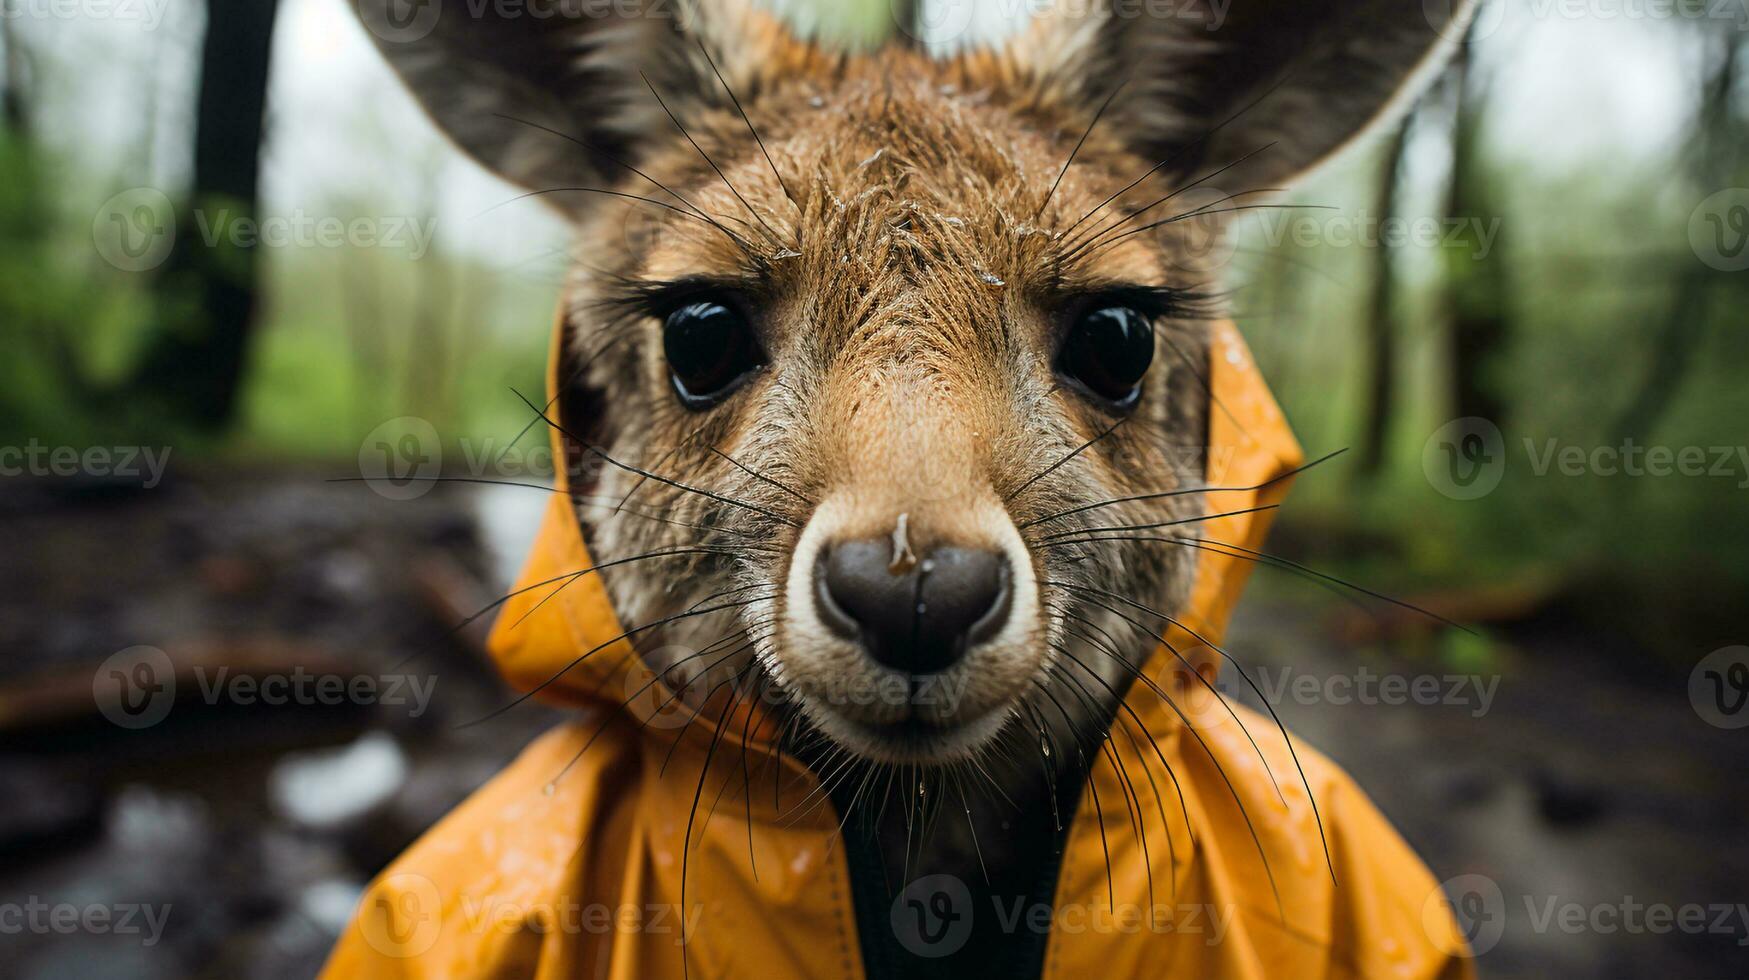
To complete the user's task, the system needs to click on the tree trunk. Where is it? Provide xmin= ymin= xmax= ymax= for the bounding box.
xmin=1 ymin=11 xmax=28 ymax=133
xmin=131 ymin=0 xmax=280 ymax=430
xmin=1442 ymin=36 xmax=1509 ymax=428
xmin=1356 ymin=118 xmax=1411 ymax=478
xmin=1610 ymin=31 xmax=1741 ymax=441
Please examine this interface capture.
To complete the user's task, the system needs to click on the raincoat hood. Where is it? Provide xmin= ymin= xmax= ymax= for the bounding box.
xmin=323 ymin=318 xmax=1475 ymax=980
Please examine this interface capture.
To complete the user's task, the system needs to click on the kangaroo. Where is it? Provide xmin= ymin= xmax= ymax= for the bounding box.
xmin=335 ymin=2 xmax=1479 ymax=978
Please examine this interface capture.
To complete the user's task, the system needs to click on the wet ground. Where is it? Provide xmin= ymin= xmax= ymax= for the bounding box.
xmin=0 ymin=471 xmax=1743 ymax=978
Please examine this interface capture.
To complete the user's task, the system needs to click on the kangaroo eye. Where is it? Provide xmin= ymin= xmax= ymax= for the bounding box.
xmin=663 ymin=300 xmax=762 ymax=409
xmin=1058 ymin=306 xmax=1154 ymax=409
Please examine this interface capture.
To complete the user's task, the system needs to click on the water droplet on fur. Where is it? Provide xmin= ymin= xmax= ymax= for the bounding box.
xmin=1040 ymin=737 xmax=1052 ymax=758
xmin=808 ymin=95 xmax=825 ymax=108
xmin=773 ymin=248 xmax=801 ymax=260
xmin=978 ymin=271 xmax=1006 ymax=288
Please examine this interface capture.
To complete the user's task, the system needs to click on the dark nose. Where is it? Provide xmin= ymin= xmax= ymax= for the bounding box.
xmin=816 ymin=539 xmax=1011 ymax=675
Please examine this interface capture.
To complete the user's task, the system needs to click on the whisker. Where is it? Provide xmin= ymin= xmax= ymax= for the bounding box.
xmin=1033 ymin=671 xmax=1115 ymax=907
xmin=1060 ymin=143 xmax=1279 ymax=260
xmin=1058 ymin=68 xmax=1298 ymax=238
xmin=489 ymin=110 xmax=759 ymax=256
xmin=1053 ymin=582 xmax=1335 ymax=883
xmin=708 ymin=446 xmax=814 ymax=506
xmin=1005 ymin=415 xmax=1126 ymax=503
xmin=1037 ymin=80 xmax=1127 ymax=220
xmin=695 ymin=39 xmax=802 ymax=220
xmin=512 ymin=388 xmax=802 ymax=528
xmin=1041 ymin=503 xmax=1280 ymax=541
xmin=1088 ymin=202 xmax=1340 ymax=257
xmin=1019 ymin=447 xmax=1346 ymax=530
xmin=1042 ymin=584 xmax=1287 ymax=808
xmin=457 ymin=594 xmax=772 ymax=729
xmin=1049 ymin=610 xmax=1285 ymax=920
xmin=641 ymin=71 xmax=784 ymax=245
xmin=1050 ymin=652 xmax=1156 ymax=916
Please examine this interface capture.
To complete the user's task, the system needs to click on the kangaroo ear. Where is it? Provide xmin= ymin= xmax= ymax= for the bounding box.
xmin=352 ymin=0 xmax=792 ymax=216
xmin=1007 ymin=0 xmax=1476 ymax=189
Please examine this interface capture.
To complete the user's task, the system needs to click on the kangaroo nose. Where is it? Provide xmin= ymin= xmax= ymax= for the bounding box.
xmin=816 ymin=539 xmax=1011 ymax=675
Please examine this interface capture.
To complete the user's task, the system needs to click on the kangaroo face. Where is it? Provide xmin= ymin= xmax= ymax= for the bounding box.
xmin=569 ymin=73 xmax=1218 ymax=762
xmin=359 ymin=0 xmax=1473 ymax=765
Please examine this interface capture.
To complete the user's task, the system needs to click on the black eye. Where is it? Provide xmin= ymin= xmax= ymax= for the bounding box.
xmin=663 ymin=300 xmax=762 ymax=408
xmin=1058 ymin=306 xmax=1154 ymax=409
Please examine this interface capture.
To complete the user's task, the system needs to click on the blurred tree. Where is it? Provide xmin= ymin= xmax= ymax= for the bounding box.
xmin=130 ymin=0 xmax=280 ymax=431
xmin=0 ymin=6 xmax=28 ymax=133
xmin=1611 ymin=30 xmax=1743 ymax=441
xmin=1440 ymin=28 xmax=1511 ymax=428
xmin=1356 ymin=117 xmax=1411 ymax=478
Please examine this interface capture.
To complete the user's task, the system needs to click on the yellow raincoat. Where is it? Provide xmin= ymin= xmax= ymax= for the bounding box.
xmin=322 ymin=320 xmax=1475 ymax=979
